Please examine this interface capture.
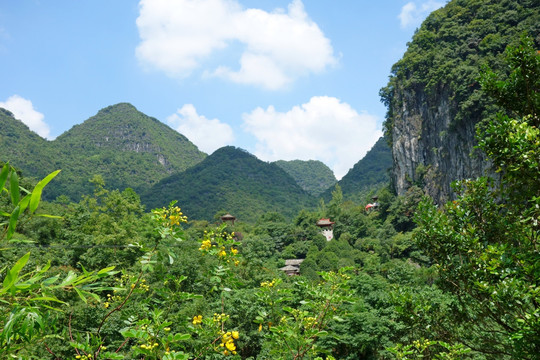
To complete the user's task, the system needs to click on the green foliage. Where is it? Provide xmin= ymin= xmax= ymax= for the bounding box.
xmin=1 ymin=167 xmax=118 ymax=358
xmin=7 ymin=34 xmax=540 ymax=358
xmin=413 ymin=35 xmax=540 ymax=359
xmin=0 ymin=103 xmax=206 ymax=202
xmin=381 ymin=0 xmax=539 ymax=140
xmin=274 ymin=160 xmax=337 ymax=197
xmin=479 ymin=33 xmax=540 ymax=122
xmin=142 ymin=146 xmax=317 ymax=222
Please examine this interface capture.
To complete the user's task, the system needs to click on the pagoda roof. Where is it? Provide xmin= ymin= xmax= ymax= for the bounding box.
xmin=285 ymin=259 xmax=304 ymax=266
xmin=316 ymin=218 xmax=335 ymax=226
xmin=220 ymin=213 xmax=236 ymax=220
xmin=280 ymin=265 xmax=299 ymax=271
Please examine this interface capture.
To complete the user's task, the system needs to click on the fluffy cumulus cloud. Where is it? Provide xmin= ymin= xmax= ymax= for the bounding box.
xmin=242 ymin=96 xmax=382 ymax=179
xmin=0 ymin=95 xmax=51 ymax=139
xmin=166 ymin=104 xmax=234 ymax=154
xmin=136 ymin=0 xmax=336 ymax=89
xmin=399 ymin=1 xmax=445 ymax=28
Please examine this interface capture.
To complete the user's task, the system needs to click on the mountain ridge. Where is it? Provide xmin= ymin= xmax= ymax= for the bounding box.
xmin=0 ymin=103 xmax=207 ymax=200
xmin=141 ymin=146 xmax=318 ymax=221
xmin=273 ymin=159 xmax=337 ymax=196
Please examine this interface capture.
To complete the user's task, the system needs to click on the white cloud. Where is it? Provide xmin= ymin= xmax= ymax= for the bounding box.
xmin=242 ymin=96 xmax=382 ymax=179
xmin=399 ymin=1 xmax=445 ymax=28
xmin=136 ymin=0 xmax=337 ymax=89
xmin=166 ymin=104 xmax=235 ymax=154
xmin=0 ymin=95 xmax=51 ymax=139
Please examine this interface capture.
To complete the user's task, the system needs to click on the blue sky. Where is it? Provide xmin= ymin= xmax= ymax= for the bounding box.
xmin=0 ymin=0 xmax=445 ymax=179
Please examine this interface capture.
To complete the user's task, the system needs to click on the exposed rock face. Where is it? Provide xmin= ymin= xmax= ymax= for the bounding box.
xmin=382 ymin=0 xmax=538 ymax=204
xmin=391 ymin=85 xmax=489 ymax=204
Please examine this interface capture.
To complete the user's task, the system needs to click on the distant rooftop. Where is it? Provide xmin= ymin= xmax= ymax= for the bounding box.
xmin=316 ymin=218 xmax=335 ymax=227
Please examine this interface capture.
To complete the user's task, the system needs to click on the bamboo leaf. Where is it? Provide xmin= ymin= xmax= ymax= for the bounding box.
xmin=97 ymin=266 xmax=116 ymax=275
xmin=7 ymin=205 xmax=21 ymax=240
xmin=0 ymin=163 xmax=9 ymax=191
xmin=74 ymin=287 xmax=87 ymax=303
xmin=35 ymin=214 xmax=63 ymax=219
xmin=28 ymin=296 xmax=65 ymax=303
xmin=2 ymin=252 xmax=30 ymax=291
xmin=18 ymin=194 xmax=31 ymax=214
xmin=29 ymin=170 xmax=61 ymax=214
xmin=9 ymin=171 xmax=20 ymax=205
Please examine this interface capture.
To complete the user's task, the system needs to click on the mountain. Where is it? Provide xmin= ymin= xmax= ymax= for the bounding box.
xmin=141 ymin=146 xmax=317 ymax=222
xmin=321 ymin=136 xmax=392 ymax=201
xmin=0 ymin=103 xmax=207 ymax=201
xmin=380 ymin=0 xmax=539 ymax=203
xmin=273 ymin=160 xmax=337 ymax=196
xmin=0 ymin=108 xmax=56 ymax=178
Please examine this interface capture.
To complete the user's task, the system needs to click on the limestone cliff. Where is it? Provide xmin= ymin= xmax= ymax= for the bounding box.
xmin=389 ymin=84 xmax=490 ymax=203
xmin=381 ymin=0 xmax=539 ymax=203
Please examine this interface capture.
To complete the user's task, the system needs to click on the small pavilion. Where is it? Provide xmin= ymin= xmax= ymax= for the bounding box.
xmin=220 ymin=213 xmax=236 ymax=225
xmin=316 ymin=218 xmax=335 ymax=241
xmin=279 ymin=259 xmax=304 ymax=276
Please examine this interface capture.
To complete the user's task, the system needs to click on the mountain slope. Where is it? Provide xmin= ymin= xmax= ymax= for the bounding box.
xmin=142 ymin=146 xmax=317 ymax=221
xmin=0 ymin=108 xmax=55 ymax=178
xmin=273 ymin=160 xmax=337 ymax=196
xmin=322 ymin=136 xmax=392 ymax=201
xmin=0 ymin=103 xmax=207 ymax=201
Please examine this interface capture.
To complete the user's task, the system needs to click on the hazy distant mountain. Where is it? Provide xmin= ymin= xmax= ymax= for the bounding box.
xmin=273 ymin=159 xmax=337 ymax=196
xmin=322 ymin=136 xmax=392 ymax=201
xmin=0 ymin=103 xmax=207 ymax=200
xmin=142 ymin=146 xmax=317 ymax=222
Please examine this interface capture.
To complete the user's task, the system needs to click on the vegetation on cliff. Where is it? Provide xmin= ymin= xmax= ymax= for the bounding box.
xmin=381 ymin=0 xmax=539 ymax=140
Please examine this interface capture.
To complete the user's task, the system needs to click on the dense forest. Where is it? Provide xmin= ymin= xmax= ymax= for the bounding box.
xmin=1 ymin=1 xmax=539 ymax=359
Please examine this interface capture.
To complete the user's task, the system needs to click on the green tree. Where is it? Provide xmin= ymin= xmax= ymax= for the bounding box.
xmin=413 ymin=35 xmax=540 ymax=359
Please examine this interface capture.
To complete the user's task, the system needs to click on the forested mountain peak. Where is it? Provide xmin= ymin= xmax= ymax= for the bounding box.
xmin=56 ymin=102 xmax=196 ymax=150
xmin=1 ymin=103 xmax=207 ymax=201
xmin=141 ymin=146 xmax=317 ymax=221
xmin=46 ymin=103 xmax=206 ymax=200
xmin=273 ymin=159 xmax=337 ymax=196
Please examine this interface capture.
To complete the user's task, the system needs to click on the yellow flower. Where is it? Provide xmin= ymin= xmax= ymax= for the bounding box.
xmin=226 ymin=341 xmax=236 ymax=351
xmin=218 ymin=250 xmax=227 ymax=257
xmin=199 ymin=239 xmax=212 ymax=251
xmin=192 ymin=315 xmax=203 ymax=325
xmin=231 ymin=248 xmax=238 ymax=255
xmin=258 ymin=323 xmax=262 ymax=332
xmin=232 ymin=331 xmax=239 ymax=339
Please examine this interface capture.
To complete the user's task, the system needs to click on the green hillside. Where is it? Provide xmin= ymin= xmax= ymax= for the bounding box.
xmin=0 ymin=108 xmax=55 ymax=179
xmin=0 ymin=103 xmax=207 ymax=201
xmin=273 ymin=159 xmax=337 ymax=196
xmin=322 ymin=136 xmax=392 ymax=202
xmin=50 ymin=103 xmax=207 ymax=200
xmin=141 ymin=146 xmax=317 ymax=221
